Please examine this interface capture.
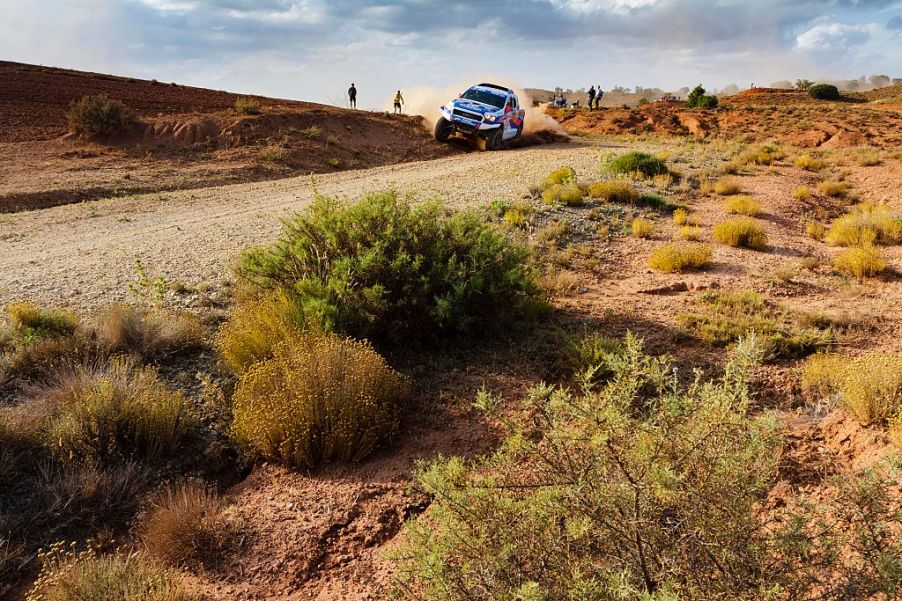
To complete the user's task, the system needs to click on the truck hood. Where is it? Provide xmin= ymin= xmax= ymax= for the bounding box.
xmin=450 ymin=99 xmax=500 ymax=115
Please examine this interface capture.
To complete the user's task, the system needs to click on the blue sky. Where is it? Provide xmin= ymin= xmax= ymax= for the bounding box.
xmin=2 ymin=0 xmax=900 ymax=107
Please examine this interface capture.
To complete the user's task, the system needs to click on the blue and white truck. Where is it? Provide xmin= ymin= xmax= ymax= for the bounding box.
xmin=434 ymin=83 xmax=525 ymax=150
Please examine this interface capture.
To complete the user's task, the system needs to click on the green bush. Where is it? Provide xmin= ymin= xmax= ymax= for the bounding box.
xmin=607 ymin=152 xmax=668 ymax=177
xmin=5 ymin=302 xmax=77 ymax=345
xmin=679 ymin=290 xmax=831 ymax=359
xmin=236 ymin=191 xmax=539 ymax=344
xmin=543 ymin=166 xmax=577 ymax=187
xmin=234 ymin=97 xmax=262 ymax=115
xmin=67 ymin=95 xmax=131 ymax=136
xmin=686 ymin=84 xmax=719 ymax=109
xmin=808 ymin=84 xmax=840 ymax=100
xmin=231 ymin=333 xmax=410 ymax=469
xmin=393 ymin=336 xmax=789 ymax=598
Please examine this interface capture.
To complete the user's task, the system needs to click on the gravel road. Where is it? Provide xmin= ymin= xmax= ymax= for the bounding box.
xmin=0 ymin=141 xmax=632 ymax=309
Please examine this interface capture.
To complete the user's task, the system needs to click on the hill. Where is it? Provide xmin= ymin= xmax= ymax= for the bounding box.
xmin=0 ymin=61 xmax=461 ymax=212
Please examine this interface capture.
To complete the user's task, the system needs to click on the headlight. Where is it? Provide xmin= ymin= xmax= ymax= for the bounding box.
xmin=483 ymin=114 xmax=496 ymax=122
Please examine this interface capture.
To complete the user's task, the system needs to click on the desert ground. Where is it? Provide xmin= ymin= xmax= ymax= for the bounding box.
xmin=1 ymin=66 xmax=901 ymax=600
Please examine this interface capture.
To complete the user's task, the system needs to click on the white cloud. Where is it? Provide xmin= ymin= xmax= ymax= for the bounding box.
xmin=796 ymin=21 xmax=873 ymax=49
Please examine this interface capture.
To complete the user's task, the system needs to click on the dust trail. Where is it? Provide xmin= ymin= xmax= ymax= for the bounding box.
xmin=397 ymin=79 xmax=566 ymax=136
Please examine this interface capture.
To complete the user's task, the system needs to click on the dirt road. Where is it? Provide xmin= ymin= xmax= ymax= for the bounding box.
xmin=0 ymin=142 xmax=612 ymax=309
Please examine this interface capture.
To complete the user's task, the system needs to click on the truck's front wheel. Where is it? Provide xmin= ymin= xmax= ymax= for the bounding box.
xmin=434 ymin=117 xmax=452 ymax=142
xmin=485 ymin=128 xmax=503 ymax=151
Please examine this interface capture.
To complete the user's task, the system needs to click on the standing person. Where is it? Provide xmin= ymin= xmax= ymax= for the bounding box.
xmin=393 ymin=90 xmax=404 ymax=114
xmin=348 ymin=83 xmax=357 ymax=109
xmin=587 ymin=85 xmax=596 ymax=111
xmin=594 ymin=86 xmax=604 ymax=109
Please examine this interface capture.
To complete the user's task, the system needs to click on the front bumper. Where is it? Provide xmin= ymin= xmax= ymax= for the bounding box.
xmin=440 ymin=106 xmax=501 ymax=137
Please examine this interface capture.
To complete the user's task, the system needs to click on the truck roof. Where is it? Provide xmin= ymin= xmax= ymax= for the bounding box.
xmin=475 ymin=83 xmax=513 ymax=95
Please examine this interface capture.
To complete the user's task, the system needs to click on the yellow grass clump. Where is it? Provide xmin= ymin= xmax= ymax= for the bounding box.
xmin=713 ymin=177 xmax=743 ymax=195
xmin=586 ymin=181 xmax=639 ymax=203
xmin=630 ymin=217 xmax=654 ymax=239
xmin=678 ymin=226 xmax=703 ymax=241
xmin=712 ymin=218 xmax=767 ymax=249
xmin=723 ymin=195 xmax=761 ymax=216
xmin=231 ymin=333 xmax=411 ymax=469
xmin=215 ymin=290 xmax=308 ymax=375
xmin=832 ymin=246 xmax=886 ymax=279
xmin=544 ymin=166 xmax=577 ymax=187
xmin=817 ymin=179 xmax=847 ymax=198
xmin=542 ymin=183 xmax=584 ymax=206
xmin=648 ymin=243 xmax=713 ymax=273
xmin=503 ymin=203 xmax=533 ymax=227
xmin=792 ymin=186 xmax=811 ymax=201
xmin=805 ymin=222 xmax=826 ymax=241
xmin=890 ymin=413 xmax=902 ymax=449
xmin=6 ymin=302 xmax=77 ymax=340
xmin=673 ymin=208 xmax=689 ymax=225
xmin=825 ymin=203 xmax=902 ymax=247
xmin=802 ymin=353 xmax=902 ymax=425
xmin=794 ymin=154 xmax=827 ymax=171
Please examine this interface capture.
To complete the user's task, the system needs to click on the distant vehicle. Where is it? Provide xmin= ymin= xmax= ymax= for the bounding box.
xmin=434 ymin=83 xmax=525 ymax=150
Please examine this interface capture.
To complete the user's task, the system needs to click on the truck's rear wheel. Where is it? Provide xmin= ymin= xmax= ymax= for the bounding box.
xmin=434 ymin=117 xmax=452 ymax=142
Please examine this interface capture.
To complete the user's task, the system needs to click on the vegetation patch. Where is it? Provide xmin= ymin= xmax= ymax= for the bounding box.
xmin=543 ymin=166 xmax=577 ymax=187
xmin=817 ymin=179 xmax=848 ymax=198
xmin=832 ymin=246 xmax=887 ymax=279
xmin=648 ymin=242 xmax=713 ymax=273
xmin=679 ymin=290 xmax=832 ymax=359
xmin=724 ymin=195 xmax=761 ymax=216
xmin=794 ymin=154 xmax=827 ymax=172
xmin=808 ymin=84 xmax=840 ymax=100
xmin=802 ymin=353 xmax=902 ymax=424
xmin=679 ymin=225 xmax=703 ymax=241
xmin=542 ymin=183 xmax=584 ymax=205
xmin=630 ymin=216 xmax=654 ymax=238
xmin=825 ymin=203 xmax=902 ymax=246
xmin=607 ymin=152 xmax=668 ymax=178
xmin=586 ymin=180 xmax=639 ymax=204
xmin=236 ymin=190 xmax=538 ymax=345
xmin=234 ymin=97 xmax=262 ymax=115
xmin=714 ymin=177 xmax=743 ymax=195
xmin=67 ymin=95 xmax=131 ymax=136
xmin=231 ymin=333 xmax=410 ymax=470
xmin=712 ymin=218 xmax=768 ymax=249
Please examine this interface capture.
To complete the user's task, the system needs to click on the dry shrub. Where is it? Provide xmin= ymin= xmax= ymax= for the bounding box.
xmin=673 ymin=208 xmax=689 ymax=225
xmin=28 ymin=544 xmax=193 ymax=601
xmin=586 ymin=181 xmax=638 ymax=203
xmin=503 ymin=203 xmax=533 ymax=227
xmin=713 ymin=177 xmax=743 ymax=195
xmin=141 ymin=481 xmax=233 ymax=568
xmin=94 ymin=305 xmax=205 ymax=361
xmin=817 ymin=179 xmax=847 ymax=198
xmin=712 ymin=218 xmax=768 ymax=249
xmin=825 ymin=203 xmax=902 ymax=246
xmin=215 ymin=290 xmax=308 ymax=374
xmin=630 ymin=217 xmax=654 ymax=238
xmin=792 ymin=186 xmax=811 ymax=201
xmin=856 ymin=148 xmax=882 ymax=167
xmin=724 ymin=195 xmax=761 ymax=216
xmin=234 ymin=97 xmax=262 ymax=115
xmin=258 ymin=146 xmax=287 ymax=163
xmin=802 ymin=353 xmax=902 ymax=424
xmin=652 ymin=173 xmax=674 ymax=190
xmin=538 ymin=268 xmax=581 ymax=297
xmin=67 ymin=95 xmax=131 ymax=136
xmin=542 ymin=183 xmax=583 ymax=205
xmin=794 ymin=154 xmax=827 ymax=171
xmin=720 ymin=161 xmax=740 ymax=175
xmin=231 ymin=333 xmax=410 ymax=469
xmin=42 ymin=359 xmax=196 ymax=464
xmin=648 ymin=242 xmax=712 ymax=273
xmin=832 ymin=247 xmax=886 ymax=279
xmin=6 ymin=302 xmax=77 ymax=341
xmin=806 ymin=221 xmax=826 ymax=241
xmin=890 ymin=413 xmax=902 ymax=449
xmin=679 ymin=225 xmax=703 ymax=241
xmin=2 ymin=333 xmax=96 ymax=386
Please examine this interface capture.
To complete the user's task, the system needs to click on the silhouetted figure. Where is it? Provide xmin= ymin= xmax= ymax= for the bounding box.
xmin=393 ymin=90 xmax=404 ymax=114
xmin=587 ymin=86 xmax=596 ymax=110
xmin=348 ymin=83 xmax=357 ymax=109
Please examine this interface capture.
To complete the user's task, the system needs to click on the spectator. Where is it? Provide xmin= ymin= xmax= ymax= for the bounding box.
xmin=393 ymin=90 xmax=404 ymax=114
xmin=587 ymin=85 xmax=596 ymax=110
xmin=348 ymin=83 xmax=357 ymax=109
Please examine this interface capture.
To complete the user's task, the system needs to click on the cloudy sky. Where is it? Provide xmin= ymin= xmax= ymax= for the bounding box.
xmin=2 ymin=0 xmax=901 ymax=107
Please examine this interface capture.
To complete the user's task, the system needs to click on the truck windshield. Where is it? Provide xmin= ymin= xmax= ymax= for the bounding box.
xmin=460 ymin=88 xmax=506 ymax=108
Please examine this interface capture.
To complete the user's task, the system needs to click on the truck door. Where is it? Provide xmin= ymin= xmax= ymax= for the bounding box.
xmin=503 ymin=96 xmax=518 ymax=140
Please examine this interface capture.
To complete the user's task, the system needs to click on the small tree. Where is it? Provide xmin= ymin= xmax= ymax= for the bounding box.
xmin=795 ymin=79 xmax=814 ymax=91
xmin=686 ymin=84 xmax=718 ymax=109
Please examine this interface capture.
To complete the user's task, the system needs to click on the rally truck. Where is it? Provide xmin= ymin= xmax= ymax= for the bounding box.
xmin=434 ymin=83 xmax=525 ymax=151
